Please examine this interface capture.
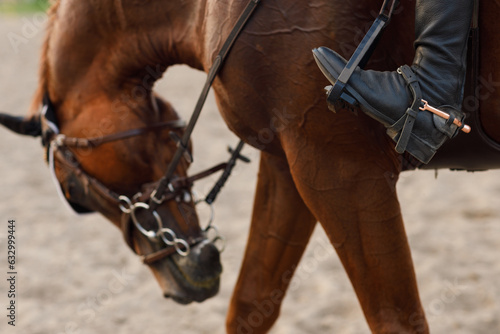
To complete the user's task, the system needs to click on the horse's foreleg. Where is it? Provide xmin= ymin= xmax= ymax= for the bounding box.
xmin=287 ymin=151 xmax=429 ymax=333
xmin=226 ymin=152 xmax=317 ymax=334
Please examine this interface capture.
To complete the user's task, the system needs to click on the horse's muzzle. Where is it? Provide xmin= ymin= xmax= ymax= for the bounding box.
xmin=157 ymin=240 xmax=222 ymax=304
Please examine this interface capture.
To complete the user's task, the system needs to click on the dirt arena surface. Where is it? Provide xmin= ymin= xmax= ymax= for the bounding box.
xmin=0 ymin=14 xmax=499 ymax=334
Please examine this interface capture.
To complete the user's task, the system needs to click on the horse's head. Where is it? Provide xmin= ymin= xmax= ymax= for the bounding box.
xmin=0 ymin=1 xmax=221 ymax=304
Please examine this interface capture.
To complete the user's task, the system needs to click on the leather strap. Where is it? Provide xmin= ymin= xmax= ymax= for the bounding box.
xmin=53 ymin=147 xmax=122 ymax=212
xmin=327 ymin=0 xmax=399 ymax=105
xmin=141 ymin=246 xmax=178 ymax=264
xmin=205 ymin=140 xmax=249 ymax=204
xmin=140 ymin=236 xmax=207 ymax=265
xmin=59 ymin=120 xmax=186 ymax=149
xmin=149 ymin=0 xmax=260 ymax=208
xmin=388 ymin=65 xmax=423 ymax=153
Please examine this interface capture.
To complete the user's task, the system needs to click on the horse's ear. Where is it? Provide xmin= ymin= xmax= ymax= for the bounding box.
xmin=0 ymin=112 xmax=42 ymax=137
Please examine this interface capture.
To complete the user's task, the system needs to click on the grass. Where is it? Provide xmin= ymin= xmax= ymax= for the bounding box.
xmin=0 ymin=0 xmax=50 ymax=13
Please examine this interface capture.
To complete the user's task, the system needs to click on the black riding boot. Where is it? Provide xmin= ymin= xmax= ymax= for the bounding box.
xmin=312 ymin=0 xmax=474 ymax=163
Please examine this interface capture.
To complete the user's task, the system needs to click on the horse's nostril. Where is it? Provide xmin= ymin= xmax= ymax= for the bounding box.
xmin=198 ymin=242 xmax=221 ymax=267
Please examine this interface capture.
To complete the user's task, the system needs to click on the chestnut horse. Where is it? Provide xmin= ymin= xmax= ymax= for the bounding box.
xmin=1 ymin=0 xmax=499 ymax=333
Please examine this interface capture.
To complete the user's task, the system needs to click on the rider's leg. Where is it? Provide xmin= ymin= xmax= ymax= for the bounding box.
xmin=312 ymin=0 xmax=474 ymax=163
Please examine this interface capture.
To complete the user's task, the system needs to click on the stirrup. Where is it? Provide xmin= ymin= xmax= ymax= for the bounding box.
xmin=326 ymin=0 xmax=400 ymax=109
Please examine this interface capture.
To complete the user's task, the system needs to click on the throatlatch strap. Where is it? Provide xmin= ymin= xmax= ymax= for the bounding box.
xmin=388 ymin=65 xmax=423 ymax=153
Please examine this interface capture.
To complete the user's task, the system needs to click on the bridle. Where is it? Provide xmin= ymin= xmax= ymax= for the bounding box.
xmin=43 ymin=100 xmax=247 ymax=264
xmin=41 ymin=0 xmax=260 ymax=265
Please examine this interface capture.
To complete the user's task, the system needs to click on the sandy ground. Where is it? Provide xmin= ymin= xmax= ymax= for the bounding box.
xmin=0 ymin=14 xmax=499 ymax=334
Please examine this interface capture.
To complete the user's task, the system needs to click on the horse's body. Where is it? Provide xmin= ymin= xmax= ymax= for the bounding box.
xmin=4 ymin=0 xmax=500 ymax=333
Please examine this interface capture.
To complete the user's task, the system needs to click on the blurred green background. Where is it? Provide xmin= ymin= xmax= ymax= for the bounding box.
xmin=0 ymin=0 xmax=50 ymax=13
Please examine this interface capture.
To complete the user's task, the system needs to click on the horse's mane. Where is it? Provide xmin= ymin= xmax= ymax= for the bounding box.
xmin=29 ymin=0 xmax=60 ymax=117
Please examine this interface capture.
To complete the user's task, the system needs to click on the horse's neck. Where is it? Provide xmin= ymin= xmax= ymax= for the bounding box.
xmin=45 ymin=0 xmax=205 ymax=107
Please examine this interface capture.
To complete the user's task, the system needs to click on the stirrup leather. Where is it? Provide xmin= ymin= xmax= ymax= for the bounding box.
xmin=326 ymin=0 xmax=400 ymax=107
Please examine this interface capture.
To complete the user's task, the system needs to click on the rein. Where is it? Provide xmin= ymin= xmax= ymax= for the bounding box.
xmin=149 ymin=0 xmax=261 ymax=208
